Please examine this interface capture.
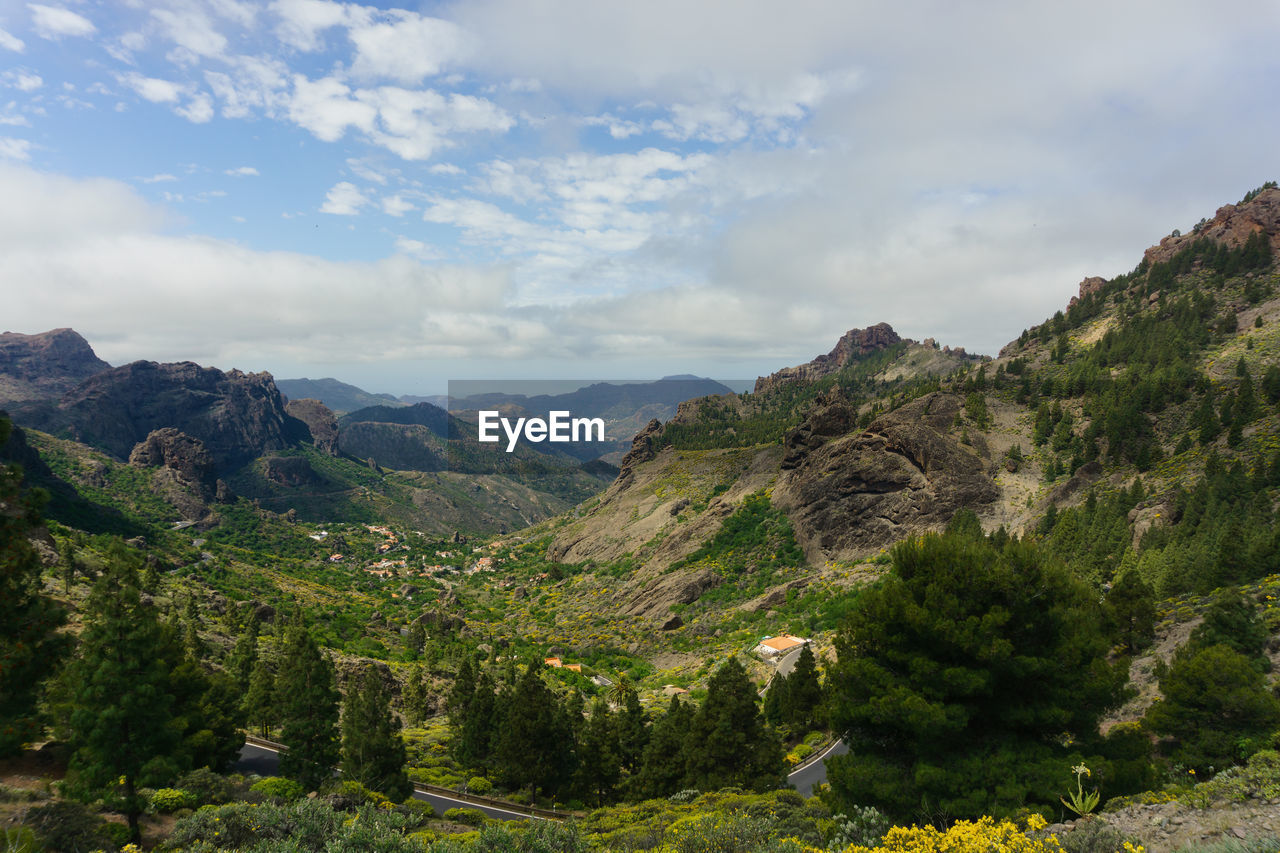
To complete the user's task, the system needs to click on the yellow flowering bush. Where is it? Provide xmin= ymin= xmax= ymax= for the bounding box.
xmin=831 ymin=815 xmax=1146 ymax=853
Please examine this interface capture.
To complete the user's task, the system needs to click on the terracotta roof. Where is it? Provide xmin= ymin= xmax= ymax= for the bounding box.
xmin=758 ymin=635 xmax=806 ymax=652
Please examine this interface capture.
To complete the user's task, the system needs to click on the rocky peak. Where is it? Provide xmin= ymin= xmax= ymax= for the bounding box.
xmin=129 ymin=428 xmax=217 ymax=498
xmin=616 ymin=418 xmax=664 ymax=484
xmin=0 ymin=328 xmax=110 ymax=403
xmin=55 ymin=360 xmax=297 ymax=471
xmin=285 ymin=398 xmax=340 ymax=456
xmin=1143 ymin=185 xmax=1280 ymax=267
xmin=754 ymin=322 xmax=903 ymax=394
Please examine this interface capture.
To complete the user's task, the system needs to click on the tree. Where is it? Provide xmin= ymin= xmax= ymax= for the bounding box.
xmin=784 ymin=644 xmax=824 ymax=731
xmin=243 ymin=657 xmax=276 ymax=738
xmin=0 ymin=417 xmax=68 ymax=757
xmin=682 ymin=657 xmax=785 ymax=792
xmin=454 ymin=670 xmax=498 ymax=771
xmin=632 ymin=697 xmax=693 ymax=799
xmin=226 ymin=619 xmax=259 ymax=692
xmin=1187 ymin=590 xmax=1270 ymax=671
xmin=493 ymin=660 xmax=575 ymax=797
xmin=1105 ymin=570 xmax=1156 ymax=654
xmin=825 ymin=531 xmax=1126 ymax=821
xmin=341 ymin=666 xmax=411 ymax=801
xmin=615 ymin=690 xmax=649 ymax=774
xmin=276 ymin=627 xmax=340 ymax=791
xmin=66 ymin=543 xmax=179 ymax=843
xmin=1145 ymin=644 xmax=1280 ymax=773
xmin=575 ymin=698 xmax=620 ymax=806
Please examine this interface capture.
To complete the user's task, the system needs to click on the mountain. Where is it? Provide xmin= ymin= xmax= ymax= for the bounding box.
xmin=275 ymin=377 xmax=406 ymax=414
xmin=0 ymin=327 xmax=111 ymax=404
xmin=449 ymin=376 xmax=737 ymax=461
xmin=12 ymin=360 xmax=306 ymax=472
xmin=537 ymin=181 xmax=1280 ymax=626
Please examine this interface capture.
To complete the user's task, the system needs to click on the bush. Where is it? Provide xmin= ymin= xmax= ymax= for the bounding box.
xmin=174 ymin=768 xmax=235 ymax=805
xmin=443 ymin=806 xmax=487 ymax=826
xmin=151 ymin=787 xmax=197 ymax=813
xmin=250 ymin=776 xmax=305 ymax=801
xmin=22 ymin=801 xmax=115 ymax=853
xmin=467 ymin=775 xmax=493 ymax=795
xmin=99 ymin=821 xmax=133 ymax=849
xmin=1056 ymin=818 xmax=1134 ymax=853
xmin=826 ymin=805 xmax=890 ymax=850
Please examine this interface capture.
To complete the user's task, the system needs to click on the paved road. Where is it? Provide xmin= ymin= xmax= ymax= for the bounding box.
xmin=235 ymin=743 xmax=543 ymax=822
xmin=238 ymin=732 xmax=849 ymax=814
xmin=788 ymin=739 xmax=848 ymax=797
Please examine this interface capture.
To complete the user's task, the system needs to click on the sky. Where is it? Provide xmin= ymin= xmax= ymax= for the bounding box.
xmin=2 ymin=0 xmax=1278 ymax=395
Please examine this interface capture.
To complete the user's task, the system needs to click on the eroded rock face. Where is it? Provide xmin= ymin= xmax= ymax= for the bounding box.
xmin=0 ymin=328 xmax=110 ymax=403
xmin=285 ymin=398 xmax=340 ymax=456
xmin=619 ymin=566 xmax=722 ymax=620
xmin=129 ymin=429 xmax=217 ymax=497
xmin=56 ymin=361 xmax=297 ymax=471
xmin=615 ymin=418 xmax=663 ymax=484
xmin=754 ymin=323 xmax=902 ymax=394
xmin=773 ymin=392 xmax=998 ymax=562
xmin=262 ymin=455 xmax=323 ymax=488
xmin=1143 ymin=186 xmax=1280 ymax=266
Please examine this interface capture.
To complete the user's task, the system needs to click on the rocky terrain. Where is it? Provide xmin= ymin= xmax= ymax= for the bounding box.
xmin=0 ymin=327 xmax=110 ymax=403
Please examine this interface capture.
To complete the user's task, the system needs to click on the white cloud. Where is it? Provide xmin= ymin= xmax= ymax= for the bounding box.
xmin=287 ymin=75 xmax=512 ymax=160
xmin=347 ymin=10 xmax=469 ymax=84
xmin=118 ymin=72 xmax=185 ymax=104
xmin=0 ymin=164 xmax=527 ymax=370
xmin=0 ymin=28 xmax=24 ymax=52
xmin=28 ymin=3 xmax=96 ymax=38
xmin=0 ymin=71 xmax=41 ymax=92
xmin=204 ymin=55 xmax=290 ymax=119
xmin=225 ymin=166 xmax=259 ymax=176
xmin=0 ymin=137 xmax=31 ymax=160
xmin=142 ymin=173 xmax=178 ymax=183
xmin=319 ymin=181 xmax=368 ymax=215
xmin=150 ymin=5 xmax=228 ymax=59
xmin=270 ymin=0 xmax=350 ymax=51
xmin=381 ymin=194 xmax=413 ymax=216
xmin=176 ymin=92 xmax=214 ymax=123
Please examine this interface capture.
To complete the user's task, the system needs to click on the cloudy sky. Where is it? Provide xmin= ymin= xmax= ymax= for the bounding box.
xmin=2 ymin=0 xmax=1278 ymax=394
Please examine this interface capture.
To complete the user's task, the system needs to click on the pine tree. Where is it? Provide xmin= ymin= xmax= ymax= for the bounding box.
xmin=784 ymin=644 xmax=824 ymax=730
xmin=455 ymin=670 xmax=497 ymax=771
xmin=1105 ymin=570 xmax=1156 ymax=654
xmin=276 ymin=627 xmax=340 ymax=791
xmin=226 ymin=619 xmax=259 ymax=692
xmin=682 ymin=657 xmax=784 ymax=792
xmin=66 ymin=543 xmax=180 ymax=843
xmin=615 ymin=690 xmax=649 ymax=774
xmin=632 ymin=697 xmax=693 ymax=799
xmin=243 ymin=657 xmax=276 ymax=738
xmin=341 ymin=666 xmax=411 ymax=801
xmin=493 ymin=660 xmax=575 ymax=796
xmin=0 ymin=417 xmax=68 ymax=758
xmin=575 ymin=698 xmax=620 ymax=806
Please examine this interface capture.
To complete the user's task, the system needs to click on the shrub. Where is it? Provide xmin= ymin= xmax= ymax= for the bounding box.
xmin=174 ymin=768 xmax=235 ymax=805
xmin=840 ymin=816 xmax=1089 ymax=853
xmin=99 ymin=821 xmax=133 ymax=849
xmin=466 ymin=775 xmax=493 ymax=795
xmin=1056 ymin=818 xmax=1134 ymax=853
xmin=250 ymin=776 xmax=305 ymax=801
xmin=826 ymin=805 xmax=890 ymax=850
xmin=443 ymin=806 xmax=487 ymax=826
xmin=150 ymin=787 xmax=197 ymax=813
xmin=22 ymin=801 xmax=114 ymax=853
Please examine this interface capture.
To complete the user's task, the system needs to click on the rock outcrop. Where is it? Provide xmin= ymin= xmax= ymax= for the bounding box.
xmin=285 ymin=398 xmax=340 ymax=456
xmin=129 ymin=429 xmax=217 ymax=497
xmin=0 ymin=328 xmax=110 ymax=403
xmin=53 ymin=361 xmax=298 ymax=471
xmin=619 ymin=566 xmax=722 ymax=619
xmin=773 ymin=392 xmax=998 ymax=561
xmin=615 ymin=418 xmax=663 ymax=484
xmin=1143 ymin=185 xmax=1280 ymax=266
xmin=754 ymin=323 xmax=902 ymax=394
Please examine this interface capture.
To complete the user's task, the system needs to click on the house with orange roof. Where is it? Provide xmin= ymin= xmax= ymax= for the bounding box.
xmin=753 ymin=634 xmax=809 ymax=659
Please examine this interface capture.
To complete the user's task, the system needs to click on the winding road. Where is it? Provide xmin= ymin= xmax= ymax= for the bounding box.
xmin=236 ymin=728 xmax=849 ymax=819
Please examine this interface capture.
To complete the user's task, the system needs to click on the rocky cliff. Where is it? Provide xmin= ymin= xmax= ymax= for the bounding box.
xmin=51 ymin=361 xmax=302 ymax=471
xmin=1143 ymin=185 xmax=1280 ymax=265
xmin=0 ymin=328 xmax=110 ymax=403
xmin=753 ymin=322 xmax=902 ymax=393
xmin=285 ymin=398 xmax=340 ymax=456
